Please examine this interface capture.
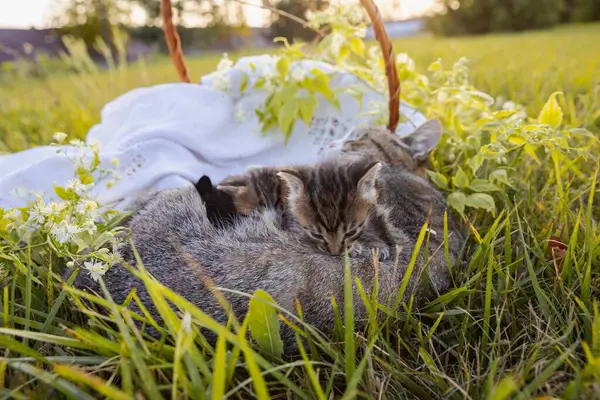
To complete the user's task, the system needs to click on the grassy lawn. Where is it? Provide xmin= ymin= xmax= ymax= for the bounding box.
xmin=1 ymin=23 xmax=599 ymax=152
xmin=0 ymin=22 xmax=599 ymax=399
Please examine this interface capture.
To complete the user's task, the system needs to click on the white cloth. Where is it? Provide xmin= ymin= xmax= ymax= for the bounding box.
xmin=0 ymin=55 xmax=426 ymax=211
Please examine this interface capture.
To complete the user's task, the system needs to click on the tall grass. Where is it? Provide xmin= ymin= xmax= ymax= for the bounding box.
xmin=0 ymin=23 xmax=599 ymax=399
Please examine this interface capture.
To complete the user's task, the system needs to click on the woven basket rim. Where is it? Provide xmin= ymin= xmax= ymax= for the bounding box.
xmin=160 ymin=0 xmax=400 ymax=132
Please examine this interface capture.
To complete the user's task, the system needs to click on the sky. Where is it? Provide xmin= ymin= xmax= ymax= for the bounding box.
xmin=0 ymin=0 xmax=435 ymax=29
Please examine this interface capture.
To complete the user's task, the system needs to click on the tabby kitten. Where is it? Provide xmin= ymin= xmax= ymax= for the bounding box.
xmin=203 ymin=119 xmax=443 ymax=220
xmin=197 ymin=119 xmax=442 ymax=255
xmin=337 ymin=119 xmax=442 ymax=178
xmin=276 ymin=159 xmax=397 ymax=258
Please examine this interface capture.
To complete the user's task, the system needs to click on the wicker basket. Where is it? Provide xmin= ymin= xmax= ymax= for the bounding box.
xmin=160 ymin=0 xmax=400 ymax=133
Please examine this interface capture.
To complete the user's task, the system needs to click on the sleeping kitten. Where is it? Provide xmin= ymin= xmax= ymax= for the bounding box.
xmin=278 ymin=160 xmax=399 ymax=258
xmin=337 ymin=119 xmax=442 ymax=178
xmin=200 ymin=119 xmax=443 ymax=219
xmin=217 ymin=161 xmax=397 ymax=259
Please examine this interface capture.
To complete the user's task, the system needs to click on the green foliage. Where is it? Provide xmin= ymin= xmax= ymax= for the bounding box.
xmin=0 ymin=7 xmax=599 ymax=398
xmin=570 ymin=0 xmax=600 ymax=22
xmin=248 ymin=290 xmax=284 ymax=358
xmin=428 ymin=0 xmax=566 ymax=36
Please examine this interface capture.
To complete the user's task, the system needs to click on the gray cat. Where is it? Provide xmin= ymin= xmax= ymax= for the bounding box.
xmin=69 ymin=120 xmax=463 ymax=352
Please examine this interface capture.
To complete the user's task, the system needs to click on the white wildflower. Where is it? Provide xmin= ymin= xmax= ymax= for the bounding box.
xmin=5 ymin=209 xmax=21 ymax=221
xmin=330 ymin=33 xmax=346 ymax=58
xmin=28 ymin=201 xmax=46 ymax=225
xmin=182 ymin=311 xmax=192 ymax=333
xmin=73 ymin=156 xmax=93 ymax=171
xmin=83 ymin=260 xmax=106 ymax=282
xmin=67 ymin=179 xmax=93 ymax=196
xmin=53 ymin=132 xmax=67 ymax=143
xmin=80 ymin=217 xmax=98 ymax=235
xmin=396 ymin=53 xmax=416 ymax=70
xmin=69 ymin=139 xmax=85 ymax=148
xmin=355 ymin=27 xmax=367 ymax=38
xmin=44 ymin=201 xmax=66 ymax=216
xmin=367 ymin=46 xmax=380 ymax=63
xmin=217 ymin=53 xmax=233 ymax=71
xmin=50 ymin=220 xmax=80 ymax=244
xmin=212 ymin=71 xmax=232 ymax=93
xmin=76 ymin=199 xmax=99 ymax=216
xmin=290 ymin=67 xmax=306 ymax=82
xmin=503 ymin=101 xmax=517 ymax=111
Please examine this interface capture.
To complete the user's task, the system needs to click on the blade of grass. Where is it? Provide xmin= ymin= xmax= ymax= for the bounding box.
xmin=53 ymin=364 xmax=131 ymax=400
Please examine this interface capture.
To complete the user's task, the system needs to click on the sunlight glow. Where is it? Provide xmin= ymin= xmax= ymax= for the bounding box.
xmin=0 ymin=0 xmax=435 ymax=29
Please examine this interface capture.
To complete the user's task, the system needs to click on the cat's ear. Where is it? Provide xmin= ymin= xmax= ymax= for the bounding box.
xmin=195 ymin=176 xmax=213 ymax=196
xmin=357 ymin=162 xmax=382 ymax=203
xmin=277 ymin=169 xmax=305 ymax=201
xmin=401 ymin=119 xmax=442 ymax=160
xmin=216 ymin=185 xmax=246 ymax=199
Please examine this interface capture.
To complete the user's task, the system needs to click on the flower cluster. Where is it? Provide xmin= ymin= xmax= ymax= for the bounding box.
xmin=211 ymin=53 xmax=234 ymax=93
xmin=1 ymin=133 xmax=127 ymax=282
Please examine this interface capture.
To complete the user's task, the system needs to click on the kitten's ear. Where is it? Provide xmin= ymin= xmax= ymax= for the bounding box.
xmin=216 ymin=185 xmax=246 ymax=200
xmin=401 ymin=119 xmax=442 ymax=160
xmin=195 ymin=176 xmax=213 ymax=196
xmin=357 ymin=162 xmax=382 ymax=203
xmin=277 ymin=169 xmax=305 ymax=201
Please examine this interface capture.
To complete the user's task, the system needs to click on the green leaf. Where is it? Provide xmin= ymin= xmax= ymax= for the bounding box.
xmin=248 ymin=290 xmax=284 ymax=358
xmin=465 ymin=193 xmax=495 ymax=211
xmin=297 ymin=96 xmax=317 ymax=126
xmin=53 ymin=185 xmax=72 ymax=200
xmin=426 ymin=170 xmax=448 ymax=189
xmin=240 ymin=73 xmax=249 ymax=93
xmin=489 ymin=376 xmax=518 ymax=400
xmin=537 ymin=91 xmax=563 ymax=128
xmin=276 ymin=57 xmax=290 ymax=78
xmin=469 ymin=179 xmax=499 ymax=192
xmin=468 ymin=153 xmax=485 ymax=174
xmin=507 ymin=134 xmax=526 ymax=145
xmin=349 ymin=37 xmax=365 ymax=57
xmin=447 ymin=192 xmax=467 ymax=217
xmin=452 ymin=167 xmax=469 ymax=189
xmin=489 ymin=169 xmax=510 ymax=185
xmin=428 ymin=60 xmax=442 ymax=71
xmin=278 ymin=99 xmax=298 ymax=139
xmin=338 ymin=45 xmax=350 ymax=61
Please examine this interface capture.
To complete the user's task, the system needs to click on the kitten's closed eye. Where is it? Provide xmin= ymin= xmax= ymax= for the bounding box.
xmin=308 ymin=231 xmax=324 ymax=240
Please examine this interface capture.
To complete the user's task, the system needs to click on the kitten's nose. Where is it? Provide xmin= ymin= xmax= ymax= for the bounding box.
xmin=326 ymin=243 xmax=343 ymax=256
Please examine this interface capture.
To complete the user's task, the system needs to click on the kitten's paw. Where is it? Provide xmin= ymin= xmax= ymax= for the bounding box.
xmin=349 ymin=243 xmax=365 ymax=258
xmin=375 ymin=247 xmax=392 ymax=262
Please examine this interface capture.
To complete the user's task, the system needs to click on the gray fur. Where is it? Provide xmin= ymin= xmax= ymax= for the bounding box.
xmin=71 ymin=165 xmax=462 ymax=352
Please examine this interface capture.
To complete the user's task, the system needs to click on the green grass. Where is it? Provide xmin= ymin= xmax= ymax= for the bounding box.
xmin=1 ymin=23 xmax=600 ymax=399
xmin=1 ymin=23 xmax=599 ymax=152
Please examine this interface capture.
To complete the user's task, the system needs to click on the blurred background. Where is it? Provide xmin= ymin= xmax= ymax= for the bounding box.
xmin=0 ymin=0 xmax=599 ymax=151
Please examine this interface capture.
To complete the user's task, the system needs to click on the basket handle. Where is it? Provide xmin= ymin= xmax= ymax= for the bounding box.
xmin=161 ymin=0 xmax=190 ymax=83
xmin=359 ymin=0 xmax=400 ymax=133
xmin=161 ymin=0 xmax=400 ymax=132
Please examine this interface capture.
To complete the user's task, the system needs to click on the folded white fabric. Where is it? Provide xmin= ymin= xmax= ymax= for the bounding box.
xmin=0 ymin=55 xmax=425 ymax=211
